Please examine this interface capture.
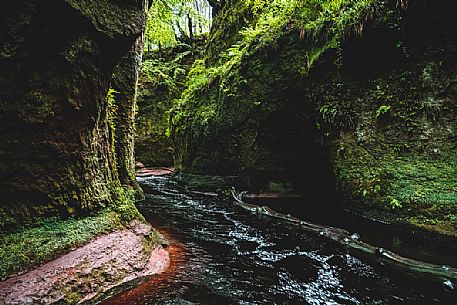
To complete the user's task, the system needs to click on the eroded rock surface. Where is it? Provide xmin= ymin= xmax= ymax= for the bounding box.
xmin=0 ymin=222 xmax=169 ymax=305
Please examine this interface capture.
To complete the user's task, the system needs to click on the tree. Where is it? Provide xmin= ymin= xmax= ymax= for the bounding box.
xmin=207 ymin=0 xmax=225 ymax=16
xmin=145 ymin=0 xmax=212 ymax=52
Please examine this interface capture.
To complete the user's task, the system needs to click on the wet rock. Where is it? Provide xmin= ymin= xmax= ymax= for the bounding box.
xmin=327 ymin=255 xmax=347 ymax=270
xmin=276 ymin=255 xmax=319 ymax=282
xmin=237 ymin=240 xmax=259 ymax=252
xmin=135 ymin=161 xmax=146 ymax=170
xmin=0 ymin=224 xmax=169 ymax=305
xmin=443 ymin=279 xmax=454 ymax=291
xmin=112 ymin=34 xmax=146 ymax=189
xmin=350 ymin=233 xmax=361 ymax=241
xmin=136 ymin=167 xmax=175 ymax=177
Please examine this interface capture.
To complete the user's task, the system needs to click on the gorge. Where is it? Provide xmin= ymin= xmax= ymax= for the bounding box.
xmin=1 ymin=0 xmax=456 ymax=304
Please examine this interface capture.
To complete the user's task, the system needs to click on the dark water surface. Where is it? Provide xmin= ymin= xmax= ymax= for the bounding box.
xmin=102 ymin=176 xmax=456 ymax=305
xmin=257 ymin=198 xmax=457 ymax=268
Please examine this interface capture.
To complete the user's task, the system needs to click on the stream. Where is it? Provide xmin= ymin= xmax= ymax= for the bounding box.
xmin=100 ymin=175 xmax=456 ymax=305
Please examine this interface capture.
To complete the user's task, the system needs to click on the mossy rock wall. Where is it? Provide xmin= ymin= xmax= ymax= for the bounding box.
xmin=135 ymin=42 xmax=205 ymax=167
xmin=112 ymin=35 xmax=145 ymax=188
xmin=310 ymin=0 xmax=457 ymax=230
xmin=171 ymin=0 xmax=457 ymax=233
xmin=0 ymin=0 xmax=148 ymax=228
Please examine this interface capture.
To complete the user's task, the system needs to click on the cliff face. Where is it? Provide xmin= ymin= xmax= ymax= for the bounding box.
xmin=170 ymin=0 xmax=457 ymax=234
xmin=0 ymin=0 xmax=148 ymax=228
xmin=112 ymin=35 xmax=145 ymax=188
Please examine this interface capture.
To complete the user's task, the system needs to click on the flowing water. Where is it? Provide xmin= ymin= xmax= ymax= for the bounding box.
xmin=101 ymin=175 xmax=456 ymax=305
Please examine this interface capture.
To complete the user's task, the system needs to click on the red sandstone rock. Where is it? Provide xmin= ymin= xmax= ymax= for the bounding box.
xmin=136 ymin=167 xmax=175 ymax=177
xmin=135 ymin=161 xmax=145 ymax=170
xmin=99 ymin=229 xmax=183 ymax=305
xmin=0 ymin=222 xmax=170 ymax=305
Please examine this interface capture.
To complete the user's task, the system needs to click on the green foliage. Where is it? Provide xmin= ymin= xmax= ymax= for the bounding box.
xmin=142 ymin=59 xmax=178 ymax=91
xmin=169 ymin=0 xmax=385 ymax=138
xmin=112 ymin=187 xmax=145 ymax=224
xmin=267 ymin=181 xmax=294 ymax=193
xmin=138 ymin=46 xmax=200 ymax=135
xmin=145 ymin=0 xmax=211 ymax=51
xmin=320 ymin=104 xmax=338 ymax=123
xmin=140 ymin=49 xmax=193 ymax=93
xmin=106 ymin=86 xmax=119 ymax=172
xmin=388 ymin=197 xmax=402 ymax=209
xmin=361 ymin=183 xmax=382 ymax=198
xmin=146 ymin=0 xmax=178 ymax=49
xmin=137 ymin=40 xmax=206 ymax=166
xmin=106 ymin=87 xmax=119 ymax=132
xmin=106 ymin=87 xmax=119 ymax=116
xmin=159 ymin=0 xmax=457 ymax=236
xmin=376 ymin=105 xmax=391 ymax=117
xmin=336 ymin=133 xmax=457 ymax=230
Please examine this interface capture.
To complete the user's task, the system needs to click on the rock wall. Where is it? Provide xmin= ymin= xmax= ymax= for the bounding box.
xmin=112 ymin=35 xmax=145 ymax=188
xmin=135 ymin=42 xmax=205 ymax=167
xmin=0 ymin=0 xmax=148 ymax=228
xmin=170 ymin=0 xmax=457 ymax=234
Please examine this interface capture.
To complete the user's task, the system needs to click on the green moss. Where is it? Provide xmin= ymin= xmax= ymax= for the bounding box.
xmin=167 ymin=0 xmax=400 ymax=176
xmin=335 ymin=133 xmax=457 ymax=234
xmin=111 ymin=187 xmax=145 ymax=224
xmin=141 ymin=229 xmax=162 ymax=257
xmin=0 ymin=212 xmax=117 ymax=280
xmin=267 ymin=181 xmax=294 ymax=193
xmin=0 ymin=188 xmax=144 ymax=280
xmin=169 ymin=0 xmax=388 ymax=142
xmin=136 ymin=42 xmax=205 ymax=166
xmin=161 ymin=0 xmax=457 ymax=235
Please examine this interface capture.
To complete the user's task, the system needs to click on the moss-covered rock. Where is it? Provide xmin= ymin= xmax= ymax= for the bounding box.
xmin=0 ymin=187 xmax=143 ymax=281
xmin=170 ymin=0 xmax=457 ymax=235
xmin=0 ymin=217 xmax=167 ymax=305
xmin=0 ymin=1 xmax=159 ymax=299
xmin=0 ymin=0 xmax=148 ymax=228
xmin=135 ymin=41 xmax=205 ymax=167
xmin=112 ymin=35 xmax=145 ymax=192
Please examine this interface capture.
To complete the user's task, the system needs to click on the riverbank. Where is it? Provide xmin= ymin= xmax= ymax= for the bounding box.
xmin=97 ymin=227 xmax=184 ymax=305
xmin=0 ymin=219 xmax=169 ymax=304
xmin=0 ymin=186 xmax=171 ymax=305
xmin=164 ymin=169 xmax=455 ymax=238
xmin=0 ymin=189 xmax=143 ymax=280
